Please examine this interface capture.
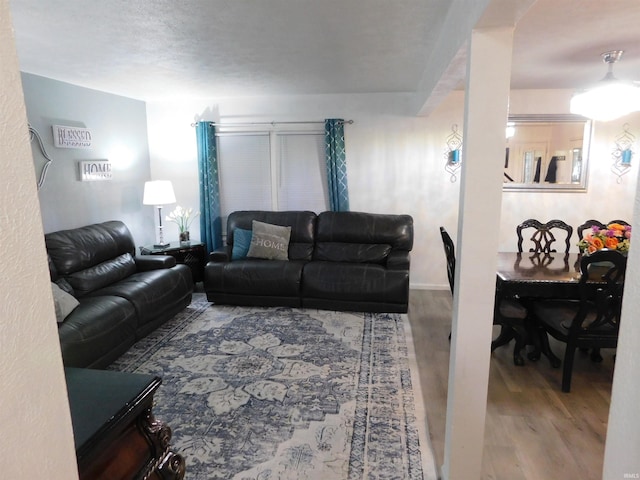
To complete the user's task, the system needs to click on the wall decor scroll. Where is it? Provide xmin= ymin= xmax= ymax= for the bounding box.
xmin=611 ymin=123 xmax=635 ymax=183
xmin=444 ymin=124 xmax=463 ymax=183
xmin=29 ymin=124 xmax=54 ymax=190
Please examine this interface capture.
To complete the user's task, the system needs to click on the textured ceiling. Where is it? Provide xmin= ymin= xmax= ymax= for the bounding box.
xmin=9 ymin=0 xmax=640 ymax=104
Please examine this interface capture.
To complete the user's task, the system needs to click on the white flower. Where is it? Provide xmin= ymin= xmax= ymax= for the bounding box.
xmin=166 ymin=205 xmax=199 ymax=232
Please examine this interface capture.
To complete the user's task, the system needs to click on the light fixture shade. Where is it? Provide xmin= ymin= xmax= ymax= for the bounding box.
xmin=570 ymin=81 xmax=640 ymax=122
xmin=570 ymin=50 xmax=640 ymax=122
xmin=143 ymin=180 xmax=176 ymax=205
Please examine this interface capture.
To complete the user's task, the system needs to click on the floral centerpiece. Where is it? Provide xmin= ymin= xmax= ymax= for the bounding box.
xmin=578 ymin=222 xmax=631 ymax=254
xmin=166 ymin=205 xmax=199 ymax=242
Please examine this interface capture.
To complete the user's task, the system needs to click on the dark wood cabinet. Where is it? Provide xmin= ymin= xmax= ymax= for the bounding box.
xmin=66 ymin=368 xmax=185 ymax=480
xmin=140 ymin=242 xmax=206 ymax=283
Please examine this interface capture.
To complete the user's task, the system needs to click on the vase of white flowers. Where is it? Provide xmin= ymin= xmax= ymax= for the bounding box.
xmin=166 ymin=206 xmax=199 ymax=245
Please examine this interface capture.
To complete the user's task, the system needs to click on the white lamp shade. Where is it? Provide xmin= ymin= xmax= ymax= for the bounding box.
xmin=143 ymin=180 xmax=176 ymax=205
xmin=570 ymin=81 xmax=640 ymax=122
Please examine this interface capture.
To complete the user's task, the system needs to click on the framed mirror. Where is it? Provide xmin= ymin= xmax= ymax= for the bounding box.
xmin=503 ymin=114 xmax=592 ymax=192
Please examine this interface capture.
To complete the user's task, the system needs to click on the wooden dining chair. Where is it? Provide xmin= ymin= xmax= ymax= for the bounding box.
xmin=529 ymin=249 xmax=626 ymax=392
xmin=440 ymin=227 xmax=455 ymax=297
xmin=575 ymin=219 xmax=629 ymax=362
xmin=440 ymin=226 xmax=528 ymax=365
xmin=576 ymin=219 xmax=606 ymax=241
xmin=517 ymin=219 xmax=573 ymax=254
xmin=577 ymin=219 xmax=630 ymax=241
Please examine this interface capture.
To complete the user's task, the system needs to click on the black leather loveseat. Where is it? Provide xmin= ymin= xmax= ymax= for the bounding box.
xmin=204 ymin=210 xmax=413 ymax=312
xmin=46 ymin=221 xmax=194 ymax=368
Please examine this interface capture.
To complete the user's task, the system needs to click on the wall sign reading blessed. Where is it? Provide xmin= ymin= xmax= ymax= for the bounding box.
xmin=79 ymin=160 xmax=112 ymax=181
xmin=52 ymin=125 xmax=92 ymax=149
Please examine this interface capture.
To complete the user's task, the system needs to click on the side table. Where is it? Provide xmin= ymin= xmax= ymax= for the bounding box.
xmin=140 ymin=242 xmax=206 ymax=283
xmin=65 ymin=368 xmax=185 ymax=480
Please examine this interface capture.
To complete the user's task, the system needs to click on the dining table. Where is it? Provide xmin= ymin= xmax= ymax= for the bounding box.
xmin=496 ymin=251 xmax=583 ymax=300
xmin=495 ymin=251 xmax=604 ymax=367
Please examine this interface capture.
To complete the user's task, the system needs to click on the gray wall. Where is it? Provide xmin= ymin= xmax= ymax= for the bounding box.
xmin=21 ymin=72 xmax=155 ymax=246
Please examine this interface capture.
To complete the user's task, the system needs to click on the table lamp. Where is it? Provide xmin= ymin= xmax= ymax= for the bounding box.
xmin=143 ymin=180 xmax=176 ymax=248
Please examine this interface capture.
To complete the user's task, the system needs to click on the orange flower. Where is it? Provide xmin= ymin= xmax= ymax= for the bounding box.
xmin=591 ymin=237 xmax=605 ymax=250
xmin=607 ymin=223 xmax=625 ymax=232
xmin=604 ymin=236 xmax=619 ymax=249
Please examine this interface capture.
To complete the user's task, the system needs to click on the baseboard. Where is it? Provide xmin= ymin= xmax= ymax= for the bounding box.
xmin=410 ymin=282 xmax=449 ymax=291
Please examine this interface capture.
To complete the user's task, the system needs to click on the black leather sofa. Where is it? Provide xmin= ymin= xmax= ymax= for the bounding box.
xmin=204 ymin=210 xmax=413 ymax=312
xmin=46 ymin=221 xmax=194 ymax=368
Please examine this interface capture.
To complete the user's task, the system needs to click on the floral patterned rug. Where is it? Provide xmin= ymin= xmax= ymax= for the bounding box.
xmin=109 ymin=294 xmax=437 ymax=480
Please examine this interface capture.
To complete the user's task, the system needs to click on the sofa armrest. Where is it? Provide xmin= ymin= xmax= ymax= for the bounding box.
xmin=386 ymin=251 xmax=410 ymax=270
xmin=209 ymin=247 xmax=230 ymax=263
xmin=135 ymin=255 xmax=177 ymax=271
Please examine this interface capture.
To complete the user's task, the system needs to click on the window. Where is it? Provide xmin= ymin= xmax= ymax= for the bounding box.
xmin=217 ymin=129 xmax=328 ymax=233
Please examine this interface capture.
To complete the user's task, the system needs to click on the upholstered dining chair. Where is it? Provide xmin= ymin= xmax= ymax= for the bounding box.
xmin=529 ymin=249 xmax=627 ymax=392
xmin=517 ymin=218 xmax=573 ymax=254
xmin=440 ymin=226 xmax=528 ymax=365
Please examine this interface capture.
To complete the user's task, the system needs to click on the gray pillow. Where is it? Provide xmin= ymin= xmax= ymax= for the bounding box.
xmin=51 ymin=282 xmax=79 ymax=323
xmin=247 ymin=220 xmax=291 ymax=261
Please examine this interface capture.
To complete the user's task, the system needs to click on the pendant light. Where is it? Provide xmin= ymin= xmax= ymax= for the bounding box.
xmin=570 ymin=50 xmax=640 ymax=122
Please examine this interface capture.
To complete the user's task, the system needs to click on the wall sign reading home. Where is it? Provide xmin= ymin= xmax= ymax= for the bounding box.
xmin=52 ymin=125 xmax=92 ymax=148
xmin=79 ymin=160 xmax=112 ymax=181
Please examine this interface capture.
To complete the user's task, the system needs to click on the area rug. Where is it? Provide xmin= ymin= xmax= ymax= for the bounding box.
xmin=109 ymin=294 xmax=437 ymax=480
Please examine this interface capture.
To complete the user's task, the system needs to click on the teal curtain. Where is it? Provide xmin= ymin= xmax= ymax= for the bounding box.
xmin=324 ymin=119 xmax=350 ymax=211
xmin=196 ymin=121 xmax=222 ymax=253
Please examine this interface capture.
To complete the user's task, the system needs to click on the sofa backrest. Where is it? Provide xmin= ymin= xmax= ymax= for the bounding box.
xmin=45 ymin=221 xmax=137 ymax=296
xmin=227 ymin=211 xmax=317 ymax=261
xmin=313 ymin=211 xmax=413 ymax=263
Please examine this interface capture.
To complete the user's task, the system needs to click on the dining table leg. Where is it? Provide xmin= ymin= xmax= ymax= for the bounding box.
xmin=491 ymin=325 xmax=526 ymax=366
xmin=526 ymin=321 xmax=561 ymax=368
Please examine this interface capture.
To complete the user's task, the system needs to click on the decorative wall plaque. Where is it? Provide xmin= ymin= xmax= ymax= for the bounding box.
xmin=79 ymin=160 xmax=112 ymax=181
xmin=53 ymin=125 xmax=92 ymax=149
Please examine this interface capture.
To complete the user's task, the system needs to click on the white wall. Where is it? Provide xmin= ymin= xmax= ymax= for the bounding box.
xmin=500 ymin=90 xmax=639 ymax=252
xmin=147 ymin=89 xmax=639 ymax=289
xmin=21 ymin=73 xmax=156 ymax=246
xmin=146 ymin=92 xmax=462 ymax=289
xmin=0 ymin=1 xmax=78 ymax=477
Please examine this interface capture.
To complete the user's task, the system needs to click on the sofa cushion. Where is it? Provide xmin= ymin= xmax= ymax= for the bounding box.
xmin=226 ymin=211 xmax=316 ymax=261
xmin=302 ymin=261 xmax=410 ymax=305
xmin=206 ymin=259 xmax=305 ymax=297
xmin=315 ymin=211 xmax=414 ymax=251
xmin=87 ymin=266 xmax=193 ymax=331
xmin=45 ymin=220 xmax=137 ymax=275
xmin=232 ymin=228 xmax=253 ymax=260
xmin=247 ymin=220 xmax=291 ymax=260
xmin=314 ymin=242 xmax=392 ymax=264
xmin=51 ymin=282 xmax=80 ymax=322
xmin=67 ymin=253 xmax=137 ymax=297
xmin=58 ymin=295 xmax=137 ymax=368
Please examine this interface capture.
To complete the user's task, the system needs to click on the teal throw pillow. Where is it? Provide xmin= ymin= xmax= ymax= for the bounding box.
xmin=247 ymin=220 xmax=291 ymax=261
xmin=232 ymin=228 xmax=253 ymax=260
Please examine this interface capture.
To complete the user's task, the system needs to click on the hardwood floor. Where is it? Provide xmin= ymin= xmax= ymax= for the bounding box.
xmin=408 ymin=289 xmax=614 ymax=480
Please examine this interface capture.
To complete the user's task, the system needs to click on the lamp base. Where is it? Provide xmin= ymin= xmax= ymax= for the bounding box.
xmin=153 ymin=242 xmax=170 ymax=249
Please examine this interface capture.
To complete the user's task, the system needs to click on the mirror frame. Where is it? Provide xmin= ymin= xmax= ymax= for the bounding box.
xmin=503 ymin=114 xmax=592 ymax=193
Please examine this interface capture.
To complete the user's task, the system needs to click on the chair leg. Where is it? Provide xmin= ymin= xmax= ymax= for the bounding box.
xmin=512 ymin=331 xmax=526 ymax=366
xmin=590 ymin=348 xmax=603 ymax=363
xmin=537 ymin=329 xmax=561 ymax=368
xmin=562 ymin=345 xmax=577 ymax=393
xmin=491 ymin=325 xmax=516 ymax=351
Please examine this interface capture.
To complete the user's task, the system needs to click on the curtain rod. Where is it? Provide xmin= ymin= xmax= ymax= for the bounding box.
xmin=190 ymin=120 xmax=353 ymax=127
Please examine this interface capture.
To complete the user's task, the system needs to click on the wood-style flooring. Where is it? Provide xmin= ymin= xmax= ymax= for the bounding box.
xmin=407 ymin=289 xmax=614 ymax=480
